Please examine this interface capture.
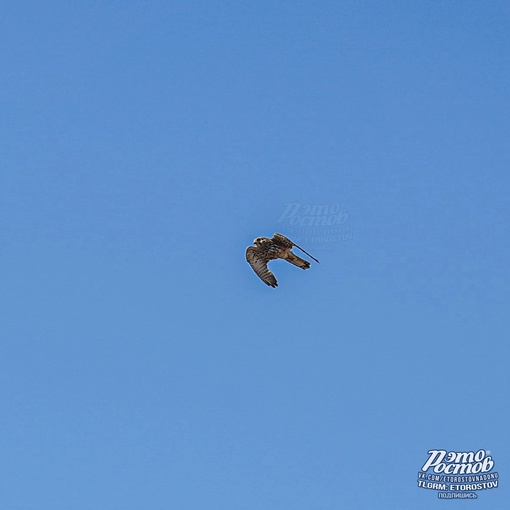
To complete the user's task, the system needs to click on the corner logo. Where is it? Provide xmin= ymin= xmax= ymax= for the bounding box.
xmin=417 ymin=449 xmax=499 ymax=499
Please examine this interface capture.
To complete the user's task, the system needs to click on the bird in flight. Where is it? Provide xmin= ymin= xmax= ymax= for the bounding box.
xmin=246 ymin=233 xmax=319 ymax=288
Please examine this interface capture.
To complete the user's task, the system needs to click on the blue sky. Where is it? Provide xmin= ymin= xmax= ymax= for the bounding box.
xmin=1 ymin=1 xmax=509 ymax=508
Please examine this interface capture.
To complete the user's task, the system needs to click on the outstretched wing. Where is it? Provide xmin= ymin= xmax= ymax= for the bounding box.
xmin=273 ymin=232 xmax=320 ymax=264
xmin=272 ymin=233 xmax=294 ymax=248
xmin=246 ymin=246 xmax=278 ymax=288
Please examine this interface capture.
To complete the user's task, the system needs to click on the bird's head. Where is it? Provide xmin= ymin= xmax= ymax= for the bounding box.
xmin=253 ymin=237 xmax=266 ymax=246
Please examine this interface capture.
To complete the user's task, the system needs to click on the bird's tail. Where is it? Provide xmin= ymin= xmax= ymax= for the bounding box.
xmin=284 ymin=252 xmax=311 ymax=270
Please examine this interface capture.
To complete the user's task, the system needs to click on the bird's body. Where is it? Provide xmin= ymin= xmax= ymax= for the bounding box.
xmin=245 ymin=233 xmax=318 ymax=287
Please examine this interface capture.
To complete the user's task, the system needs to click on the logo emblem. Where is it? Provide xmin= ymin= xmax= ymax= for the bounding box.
xmin=417 ymin=449 xmax=499 ymax=499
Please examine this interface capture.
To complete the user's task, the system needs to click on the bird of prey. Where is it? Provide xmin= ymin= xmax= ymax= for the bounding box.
xmin=246 ymin=233 xmax=319 ymax=288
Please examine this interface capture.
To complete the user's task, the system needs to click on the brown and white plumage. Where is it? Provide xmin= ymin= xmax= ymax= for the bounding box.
xmin=245 ymin=233 xmax=319 ymax=288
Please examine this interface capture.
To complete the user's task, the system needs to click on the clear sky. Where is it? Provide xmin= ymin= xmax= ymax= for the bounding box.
xmin=1 ymin=1 xmax=509 ymax=509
